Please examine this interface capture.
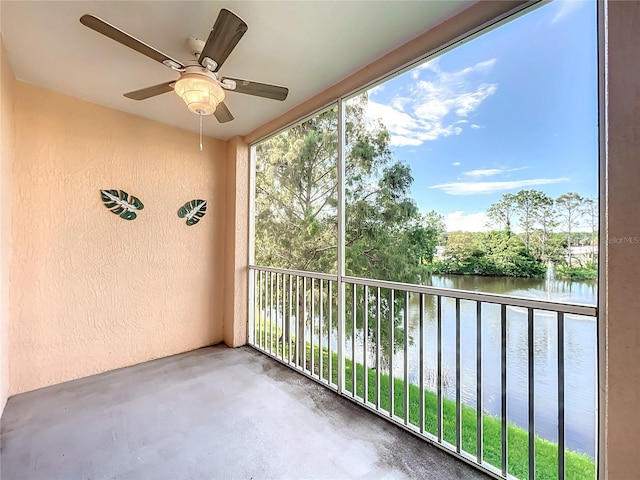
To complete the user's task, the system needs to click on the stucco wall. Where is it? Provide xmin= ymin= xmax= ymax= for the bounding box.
xmin=1 ymin=36 xmax=15 ymax=414
xmin=9 ymin=82 xmax=226 ymax=395
xmin=605 ymin=2 xmax=640 ymax=477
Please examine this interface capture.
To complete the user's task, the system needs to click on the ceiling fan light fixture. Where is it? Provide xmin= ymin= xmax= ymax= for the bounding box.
xmin=174 ymin=71 xmax=225 ymax=115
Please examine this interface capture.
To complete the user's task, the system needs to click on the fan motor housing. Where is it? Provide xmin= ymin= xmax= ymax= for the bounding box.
xmin=187 ymin=38 xmax=206 ymax=58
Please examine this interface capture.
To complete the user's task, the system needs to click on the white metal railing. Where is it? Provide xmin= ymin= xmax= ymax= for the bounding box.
xmin=248 ymin=264 xmax=598 ymax=480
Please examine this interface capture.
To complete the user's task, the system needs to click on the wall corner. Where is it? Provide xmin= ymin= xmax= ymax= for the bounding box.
xmin=1 ymin=34 xmax=17 ymax=417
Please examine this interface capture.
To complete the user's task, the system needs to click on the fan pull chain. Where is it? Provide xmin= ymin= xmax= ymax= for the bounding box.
xmin=199 ymin=114 xmax=203 ymax=151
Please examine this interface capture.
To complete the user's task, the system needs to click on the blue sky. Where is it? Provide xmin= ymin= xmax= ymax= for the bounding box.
xmin=365 ymin=0 xmax=598 ymax=231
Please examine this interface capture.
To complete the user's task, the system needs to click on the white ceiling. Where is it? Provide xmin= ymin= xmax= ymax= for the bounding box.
xmin=1 ymin=1 xmax=471 ymax=140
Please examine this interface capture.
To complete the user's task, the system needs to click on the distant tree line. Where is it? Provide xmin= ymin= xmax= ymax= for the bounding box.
xmin=436 ymin=190 xmax=598 ymax=279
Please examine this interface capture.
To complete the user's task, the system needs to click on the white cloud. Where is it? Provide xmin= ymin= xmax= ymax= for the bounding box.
xmin=551 ymin=0 xmax=581 ymax=23
xmin=452 ymin=162 xmax=461 ymax=166
xmin=430 ymin=178 xmax=570 ymax=195
xmin=462 ymin=167 xmax=528 ymax=178
xmin=463 ymin=168 xmax=505 ymax=178
xmin=445 ymin=211 xmax=490 ymax=232
xmin=453 ymin=84 xmax=497 ymax=116
xmin=389 ymin=136 xmax=423 ymax=147
xmin=471 ymin=124 xmax=482 ymax=129
xmin=472 ymin=58 xmax=497 ymax=73
xmin=369 ymin=84 xmax=385 ymax=97
xmin=365 ymin=57 xmax=497 ymax=146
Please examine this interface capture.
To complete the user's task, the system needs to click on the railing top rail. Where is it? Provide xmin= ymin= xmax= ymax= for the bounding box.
xmin=250 ymin=265 xmax=338 ymax=282
xmin=249 ymin=265 xmax=597 ymax=317
xmin=343 ymin=275 xmax=597 ymax=317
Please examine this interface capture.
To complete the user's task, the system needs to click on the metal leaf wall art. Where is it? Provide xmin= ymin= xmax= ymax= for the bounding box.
xmin=100 ymin=189 xmax=144 ymax=220
xmin=178 ymin=199 xmax=207 ymax=226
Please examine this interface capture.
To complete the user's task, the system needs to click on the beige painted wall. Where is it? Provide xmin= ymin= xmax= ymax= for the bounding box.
xmin=605 ymin=2 xmax=640 ymax=477
xmin=9 ymin=82 xmax=226 ymax=395
xmin=223 ymin=136 xmax=249 ymax=347
xmin=1 ymin=37 xmax=15 ymax=414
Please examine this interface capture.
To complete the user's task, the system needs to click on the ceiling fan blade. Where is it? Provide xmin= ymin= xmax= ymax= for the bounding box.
xmin=223 ymin=78 xmax=289 ymax=101
xmin=80 ymin=14 xmax=184 ymax=70
xmin=214 ymin=101 xmax=234 ymax=123
xmin=199 ymin=9 xmax=247 ymax=72
xmin=124 ymin=81 xmax=175 ymax=100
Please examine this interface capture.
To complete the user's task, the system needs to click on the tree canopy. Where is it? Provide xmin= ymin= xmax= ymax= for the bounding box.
xmin=254 ymin=95 xmax=444 ymax=285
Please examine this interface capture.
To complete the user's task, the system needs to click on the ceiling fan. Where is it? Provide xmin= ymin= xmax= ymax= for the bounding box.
xmin=79 ymin=9 xmax=289 ymax=125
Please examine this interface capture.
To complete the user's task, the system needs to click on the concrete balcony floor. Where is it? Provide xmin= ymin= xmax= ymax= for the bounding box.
xmin=1 ymin=345 xmax=488 ymax=479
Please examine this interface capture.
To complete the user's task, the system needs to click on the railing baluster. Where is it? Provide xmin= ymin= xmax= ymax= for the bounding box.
xmin=476 ymin=300 xmax=483 ymax=464
xmin=437 ymin=295 xmax=443 ymax=442
xmin=288 ymin=274 xmax=293 ymax=364
xmin=319 ymin=279 xmax=323 ymax=382
xmin=282 ymin=274 xmax=287 ymax=360
xmin=281 ymin=273 xmax=284 ymax=356
xmin=364 ymin=285 xmax=369 ymax=404
xmin=404 ymin=291 xmax=409 ymax=426
xmin=389 ymin=289 xmax=395 ymax=417
xmin=558 ymin=312 xmax=565 ymax=480
xmin=311 ymin=278 xmax=315 ymax=376
xmin=501 ymin=303 xmax=508 ymax=477
xmin=253 ymin=270 xmax=257 ymax=346
xmin=352 ymin=282 xmax=356 ymax=398
xmin=265 ymin=271 xmax=269 ymax=353
xmin=276 ymin=273 xmax=280 ymax=358
xmin=303 ymin=277 xmax=307 ymax=372
xmin=528 ymin=307 xmax=535 ymax=480
xmin=456 ymin=297 xmax=462 ymax=452
xmin=265 ymin=271 xmax=269 ymax=351
xmin=264 ymin=271 xmax=268 ymax=350
xmin=419 ymin=294 xmax=425 ymax=434
xmin=258 ymin=270 xmax=263 ymax=349
xmin=269 ymin=271 xmax=274 ymax=354
xmin=295 ymin=275 xmax=300 ymax=368
xmin=328 ymin=281 xmax=333 ymax=386
xmin=376 ymin=287 xmax=381 ymax=410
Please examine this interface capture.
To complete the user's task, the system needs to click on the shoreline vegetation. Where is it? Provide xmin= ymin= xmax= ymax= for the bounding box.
xmin=430 ymin=258 xmax=597 ymax=281
xmin=254 ymin=324 xmax=596 ymax=480
xmin=431 ymin=229 xmax=598 ymax=281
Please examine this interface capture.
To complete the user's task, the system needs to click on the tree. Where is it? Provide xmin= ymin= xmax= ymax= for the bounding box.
xmin=481 ymin=231 xmax=546 ymax=277
xmin=418 ymin=210 xmax=446 ymax=263
xmin=255 ymin=107 xmax=339 ymax=273
xmin=437 ymin=230 xmax=545 ymax=277
xmin=531 ymin=198 xmax=558 ymax=261
xmin=514 ymin=190 xmax=553 ymax=251
xmin=254 ymin=94 xmax=425 ymax=363
xmin=487 ymin=193 xmax=517 ymax=232
xmin=582 ymin=197 xmax=598 ymax=262
xmin=556 ymin=192 xmax=585 ymax=267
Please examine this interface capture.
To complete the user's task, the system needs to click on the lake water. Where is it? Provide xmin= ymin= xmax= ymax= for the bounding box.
xmin=348 ymin=274 xmax=598 ymax=458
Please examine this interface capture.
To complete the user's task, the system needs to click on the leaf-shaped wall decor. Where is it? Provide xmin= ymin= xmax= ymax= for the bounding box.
xmin=178 ymin=199 xmax=207 ymax=226
xmin=100 ymin=189 xmax=144 ymax=221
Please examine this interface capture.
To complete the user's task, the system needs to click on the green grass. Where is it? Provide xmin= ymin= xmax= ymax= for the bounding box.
xmin=253 ymin=321 xmax=595 ymax=480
